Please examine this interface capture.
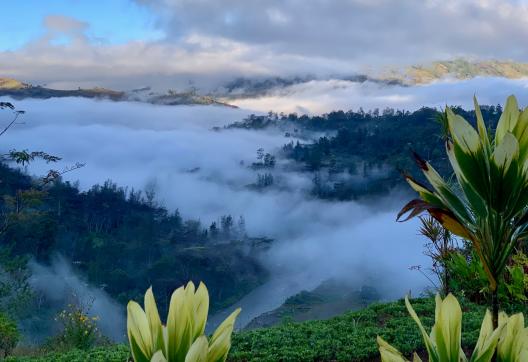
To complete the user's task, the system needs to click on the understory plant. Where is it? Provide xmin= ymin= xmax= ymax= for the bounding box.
xmin=418 ymin=216 xmax=457 ymax=295
xmin=48 ymin=298 xmax=102 ymax=352
xmin=0 ymin=312 xmax=19 ymax=357
xmin=127 ymin=281 xmax=240 ymax=362
xmin=377 ymin=294 xmax=528 ymax=362
xmin=398 ymin=95 xmax=528 ymax=326
xmin=447 ymin=251 xmax=528 ymax=305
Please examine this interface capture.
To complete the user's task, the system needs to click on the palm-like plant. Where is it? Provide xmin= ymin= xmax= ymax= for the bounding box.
xmin=377 ymin=294 xmax=528 ymax=362
xmin=398 ymin=95 xmax=528 ymax=326
xmin=127 ymin=282 xmax=240 ymax=362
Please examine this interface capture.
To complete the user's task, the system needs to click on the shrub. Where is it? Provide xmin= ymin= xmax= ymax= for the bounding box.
xmin=47 ymin=300 xmax=102 ymax=352
xmin=378 ymin=294 xmax=528 ymax=361
xmin=0 ymin=312 xmax=19 ymax=357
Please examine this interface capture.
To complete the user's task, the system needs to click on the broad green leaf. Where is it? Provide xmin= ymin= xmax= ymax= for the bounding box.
xmin=151 ymin=350 xmax=168 ymax=362
xmin=496 ymin=95 xmax=520 ymax=145
xmin=492 ymin=133 xmax=519 ymax=171
xmin=446 ymin=107 xmax=481 ymax=154
xmin=145 ymin=287 xmax=165 ymax=355
xmin=209 ymin=308 xmax=241 ymax=362
xmin=377 ymin=336 xmax=409 ymax=362
xmin=192 ymin=282 xmax=209 ymax=340
xmin=167 ymin=286 xmax=193 ymax=362
xmin=497 ymin=313 xmax=527 ymax=362
xmin=470 ymin=310 xmax=504 ymax=362
xmin=185 ymin=336 xmax=208 ymax=362
xmin=433 ymin=294 xmax=462 ymax=362
xmin=405 ymin=296 xmax=439 ymax=361
xmin=514 ymin=108 xmax=528 ymax=163
xmin=474 ymin=96 xmax=491 ymax=152
xmin=128 ymin=301 xmax=153 ymax=362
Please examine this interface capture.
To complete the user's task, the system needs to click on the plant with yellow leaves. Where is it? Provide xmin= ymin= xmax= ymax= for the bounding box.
xmin=398 ymin=95 xmax=528 ymax=326
xmin=377 ymin=294 xmax=528 ymax=362
xmin=127 ymin=281 xmax=240 ymax=362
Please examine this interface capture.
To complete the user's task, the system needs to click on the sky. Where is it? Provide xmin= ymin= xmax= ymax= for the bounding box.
xmin=1 ymin=0 xmax=528 ymax=90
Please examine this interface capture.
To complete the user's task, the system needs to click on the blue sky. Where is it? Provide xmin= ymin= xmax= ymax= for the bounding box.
xmin=0 ymin=0 xmax=162 ymax=50
xmin=0 ymin=0 xmax=527 ymax=90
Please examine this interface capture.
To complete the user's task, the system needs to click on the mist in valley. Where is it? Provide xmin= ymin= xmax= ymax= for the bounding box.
xmin=2 ymin=76 xmax=523 ymax=336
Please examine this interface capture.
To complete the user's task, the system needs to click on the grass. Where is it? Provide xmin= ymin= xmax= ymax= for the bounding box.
xmin=7 ymin=297 xmax=527 ymax=362
xmin=6 ymin=345 xmax=130 ymax=362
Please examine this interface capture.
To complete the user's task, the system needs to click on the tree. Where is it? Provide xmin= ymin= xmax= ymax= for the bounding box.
xmin=398 ymin=95 xmax=528 ymax=328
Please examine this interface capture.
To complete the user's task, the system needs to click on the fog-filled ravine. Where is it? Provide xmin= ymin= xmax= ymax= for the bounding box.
xmin=2 ymin=76 xmax=527 ymax=342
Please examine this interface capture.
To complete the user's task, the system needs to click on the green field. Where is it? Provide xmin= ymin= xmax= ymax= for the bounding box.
xmin=9 ymin=297 xmax=525 ymax=362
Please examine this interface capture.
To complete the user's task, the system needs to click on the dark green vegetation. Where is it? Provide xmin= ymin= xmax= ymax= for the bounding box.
xmin=3 ymin=99 xmax=527 ymax=360
xmin=6 ymin=345 xmax=130 ymax=362
xmin=7 ymin=297 xmax=528 ymax=362
xmin=0 ymin=163 xmax=267 ymax=336
xmin=229 ymin=106 xmax=502 ymax=200
xmin=0 ymin=311 xmax=19 ymax=357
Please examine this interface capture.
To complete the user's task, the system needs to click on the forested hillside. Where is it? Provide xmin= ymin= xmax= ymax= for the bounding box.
xmin=0 ymin=163 xmax=268 ymax=336
xmin=229 ymin=105 xmax=503 ymax=200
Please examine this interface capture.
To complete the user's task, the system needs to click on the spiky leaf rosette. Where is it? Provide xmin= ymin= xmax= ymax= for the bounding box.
xmin=398 ymin=95 xmax=528 ymax=291
xmin=127 ymin=282 xmax=241 ymax=362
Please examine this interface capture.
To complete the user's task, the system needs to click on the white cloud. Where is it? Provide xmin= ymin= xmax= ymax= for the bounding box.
xmin=1 ymin=97 xmax=431 ymax=326
xmin=228 ymin=77 xmax=528 ymax=114
xmin=2 ymin=0 xmax=528 ymax=90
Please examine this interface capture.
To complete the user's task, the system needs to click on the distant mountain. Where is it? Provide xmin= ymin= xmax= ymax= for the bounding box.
xmin=216 ymin=59 xmax=528 ymax=100
xmin=0 ymin=77 xmax=30 ymax=90
xmin=217 ymin=74 xmax=403 ymax=99
xmin=0 ymin=78 xmax=237 ymax=107
xmin=381 ymin=59 xmax=528 ymax=85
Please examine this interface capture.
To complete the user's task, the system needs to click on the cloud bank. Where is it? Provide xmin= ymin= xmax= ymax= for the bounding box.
xmin=230 ymin=77 xmax=528 ymax=114
xmin=2 ymin=0 xmax=528 ymax=89
xmin=0 ymin=95 xmax=437 ymax=328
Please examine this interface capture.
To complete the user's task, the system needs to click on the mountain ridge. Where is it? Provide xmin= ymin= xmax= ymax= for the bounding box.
xmin=0 ymin=78 xmax=237 ymax=108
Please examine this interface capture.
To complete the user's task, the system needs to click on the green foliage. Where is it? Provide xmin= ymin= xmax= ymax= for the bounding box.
xmin=0 ymin=312 xmax=19 ymax=357
xmin=8 ymin=297 xmax=528 ymax=362
xmin=232 ymin=106 xmax=504 ymax=200
xmin=447 ymin=252 xmax=489 ymax=302
xmin=5 ymin=345 xmax=130 ymax=362
xmin=127 ymin=282 xmax=240 ymax=362
xmin=228 ymin=298 xmax=491 ymax=362
xmin=378 ymin=294 xmax=504 ymax=362
xmin=398 ymin=95 xmax=528 ymax=329
xmin=447 ymin=251 xmax=528 ymax=305
xmin=0 ymin=164 xmax=268 ymax=316
xmin=46 ymin=301 xmax=101 ymax=352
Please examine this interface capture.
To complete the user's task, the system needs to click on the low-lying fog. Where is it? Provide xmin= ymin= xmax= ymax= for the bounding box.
xmin=229 ymin=77 xmax=528 ymax=114
xmin=3 ymin=76 xmax=524 ymax=334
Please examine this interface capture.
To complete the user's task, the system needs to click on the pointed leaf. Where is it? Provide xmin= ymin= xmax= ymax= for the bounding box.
xmin=209 ymin=308 xmax=241 ymax=362
xmin=145 ymin=287 xmax=165 ymax=355
xmin=377 ymin=336 xmax=409 ymax=362
xmin=185 ymin=336 xmax=208 ymax=362
xmin=127 ymin=301 xmax=153 ymax=362
xmin=151 ymin=350 xmax=168 ymax=362
xmin=496 ymin=95 xmax=520 ymax=145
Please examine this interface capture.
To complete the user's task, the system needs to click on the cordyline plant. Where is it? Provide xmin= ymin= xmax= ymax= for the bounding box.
xmin=127 ymin=282 xmax=240 ymax=362
xmin=377 ymin=294 xmax=528 ymax=362
xmin=398 ymin=95 xmax=528 ymax=327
